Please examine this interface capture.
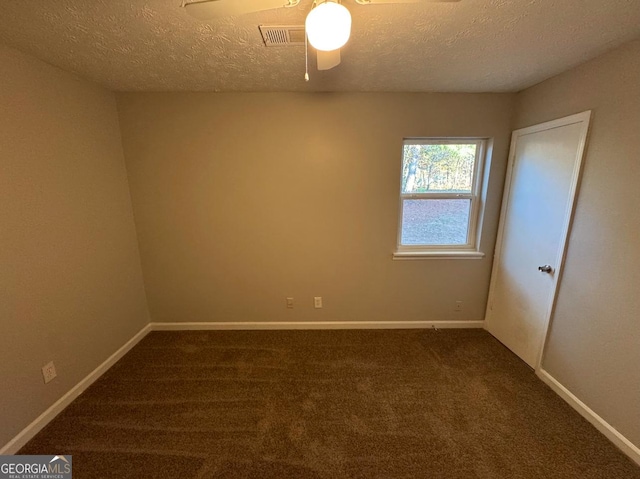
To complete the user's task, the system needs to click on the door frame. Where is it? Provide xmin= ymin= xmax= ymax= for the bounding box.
xmin=485 ymin=111 xmax=592 ymax=370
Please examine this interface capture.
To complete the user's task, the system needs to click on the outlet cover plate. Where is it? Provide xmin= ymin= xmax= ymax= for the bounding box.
xmin=42 ymin=361 xmax=57 ymax=384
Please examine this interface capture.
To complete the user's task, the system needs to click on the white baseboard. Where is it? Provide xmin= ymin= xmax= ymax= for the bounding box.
xmin=537 ymin=369 xmax=640 ymax=466
xmin=0 ymin=320 xmax=483 ymax=455
xmin=150 ymin=320 xmax=485 ymax=331
xmin=0 ymin=324 xmax=152 ymax=455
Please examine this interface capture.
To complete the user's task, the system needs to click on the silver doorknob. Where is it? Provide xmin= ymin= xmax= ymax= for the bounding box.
xmin=538 ymin=265 xmax=553 ymax=274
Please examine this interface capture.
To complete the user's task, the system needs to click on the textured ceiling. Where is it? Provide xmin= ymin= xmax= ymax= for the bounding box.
xmin=1 ymin=0 xmax=639 ymax=92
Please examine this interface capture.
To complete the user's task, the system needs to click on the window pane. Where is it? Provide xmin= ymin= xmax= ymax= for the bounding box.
xmin=401 ymin=199 xmax=470 ymax=245
xmin=402 ymin=143 xmax=477 ymax=194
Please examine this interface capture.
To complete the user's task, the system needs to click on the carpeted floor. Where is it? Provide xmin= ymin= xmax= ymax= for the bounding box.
xmin=20 ymin=329 xmax=640 ymax=478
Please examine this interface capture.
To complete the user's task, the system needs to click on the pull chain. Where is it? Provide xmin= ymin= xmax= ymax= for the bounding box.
xmin=304 ymin=32 xmax=310 ymax=81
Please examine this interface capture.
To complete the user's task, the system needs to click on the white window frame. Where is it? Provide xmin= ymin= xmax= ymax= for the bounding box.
xmin=394 ymin=138 xmax=487 ymax=260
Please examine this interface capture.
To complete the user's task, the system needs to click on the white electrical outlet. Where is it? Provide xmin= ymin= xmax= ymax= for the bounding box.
xmin=314 ymin=297 xmax=323 ymax=309
xmin=455 ymin=300 xmax=464 ymax=312
xmin=286 ymin=297 xmax=294 ymax=309
xmin=42 ymin=361 xmax=57 ymax=384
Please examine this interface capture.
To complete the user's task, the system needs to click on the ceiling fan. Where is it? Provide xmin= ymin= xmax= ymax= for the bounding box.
xmin=181 ymin=0 xmax=461 ymax=73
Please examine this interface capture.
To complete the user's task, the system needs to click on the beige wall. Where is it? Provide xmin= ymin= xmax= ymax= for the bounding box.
xmin=515 ymin=39 xmax=640 ymax=446
xmin=117 ymin=92 xmax=514 ymax=325
xmin=0 ymin=45 xmax=149 ymax=448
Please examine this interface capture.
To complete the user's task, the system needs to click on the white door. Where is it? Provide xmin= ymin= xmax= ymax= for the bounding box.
xmin=485 ymin=112 xmax=591 ymax=368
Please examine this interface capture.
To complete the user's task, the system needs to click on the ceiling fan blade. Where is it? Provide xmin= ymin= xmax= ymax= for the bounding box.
xmin=317 ymin=49 xmax=341 ymax=71
xmin=354 ymin=0 xmax=460 ymax=4
xmin=183 ymin=0 xmax=296 ymax=20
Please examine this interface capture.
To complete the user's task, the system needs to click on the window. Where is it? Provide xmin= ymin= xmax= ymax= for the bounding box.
xmin=395 ymin=138 xmax=486 ymax=258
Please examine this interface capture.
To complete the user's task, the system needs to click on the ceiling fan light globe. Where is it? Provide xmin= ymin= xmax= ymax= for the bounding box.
xmin=305 ymin=2 xmax=351 ymax=52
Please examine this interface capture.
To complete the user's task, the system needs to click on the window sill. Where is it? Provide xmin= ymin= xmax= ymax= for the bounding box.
xmin=392 ymin=250 xmax=485 ymax=260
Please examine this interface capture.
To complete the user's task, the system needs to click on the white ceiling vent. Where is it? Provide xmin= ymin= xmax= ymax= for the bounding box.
xmin=259 ymin=25 xmax=305 ymax=47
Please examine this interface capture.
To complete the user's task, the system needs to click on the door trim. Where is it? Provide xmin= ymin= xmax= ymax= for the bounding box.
xmin=485 ymin=110 xmax=592 ymax=370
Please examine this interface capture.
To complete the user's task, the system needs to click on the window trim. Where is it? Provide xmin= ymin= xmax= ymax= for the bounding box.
xmin=394 ymin=138 xmax=487 ymax=258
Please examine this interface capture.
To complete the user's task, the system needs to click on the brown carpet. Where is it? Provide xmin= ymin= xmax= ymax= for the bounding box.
xmin=20 ymin=329 xmax=640 ymax=478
